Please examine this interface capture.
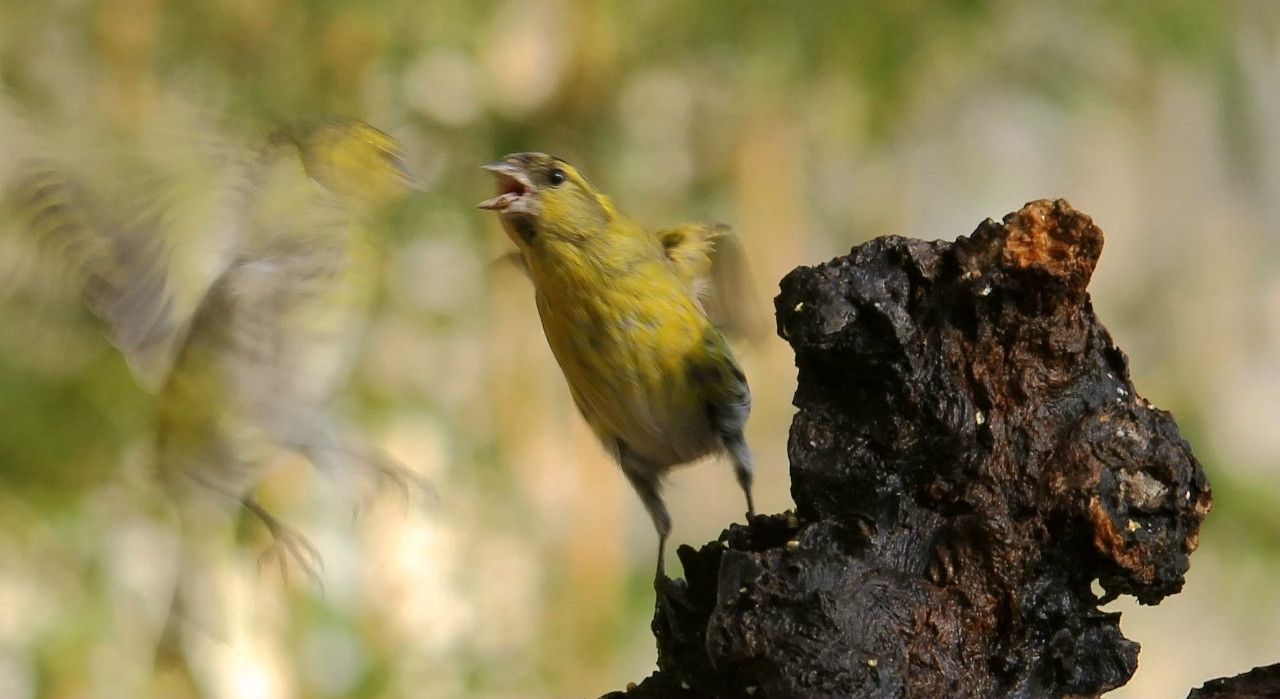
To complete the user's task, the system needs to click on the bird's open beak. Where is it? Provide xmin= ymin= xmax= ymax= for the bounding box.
xmin=478 ymin=161 xmax=535 ymax=211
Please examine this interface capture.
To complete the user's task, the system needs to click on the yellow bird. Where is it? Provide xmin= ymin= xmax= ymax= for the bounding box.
xmin=151 ymin=117 xmax=420 ymax=573
xmin=5 ymin=115 xmax=419 ymax=660
xmin=479 ymin=152 xmax=757 ymax=585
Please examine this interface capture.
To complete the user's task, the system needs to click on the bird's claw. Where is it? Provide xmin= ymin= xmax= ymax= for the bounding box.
xmin=369 ymin=451 xmax=438 ymax=509
xmin=654 ymin=572 xmax=700 ymax=613
xmin=308 ymin=442 xmax=437 ymax=519
xmin=243 ymin=498 xmax=325 ymax=590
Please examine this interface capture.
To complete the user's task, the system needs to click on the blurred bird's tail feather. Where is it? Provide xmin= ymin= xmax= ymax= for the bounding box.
xmin=153 ymin=484 xmax=240 ymax=699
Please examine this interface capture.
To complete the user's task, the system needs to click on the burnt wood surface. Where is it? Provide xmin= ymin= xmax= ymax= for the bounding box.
xmin=603 ymin=199 xmax=1213 ymax=699
xmin=1187 ymin=664 xmax=1280 ymax=699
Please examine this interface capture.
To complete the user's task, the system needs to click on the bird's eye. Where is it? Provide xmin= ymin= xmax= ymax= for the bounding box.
xmin=547 ymin=168 xmax=566 ymax=186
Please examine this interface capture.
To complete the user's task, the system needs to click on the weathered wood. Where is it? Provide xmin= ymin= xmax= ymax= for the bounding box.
xmin=605 ymin=200 xmax=1212 ymax=699
xmin=1187 ymin=664 xmax=1280 ymax=699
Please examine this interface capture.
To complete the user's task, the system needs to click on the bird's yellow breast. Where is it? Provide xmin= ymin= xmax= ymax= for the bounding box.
xmin=531 ymin=251 xmax=718 ymax=465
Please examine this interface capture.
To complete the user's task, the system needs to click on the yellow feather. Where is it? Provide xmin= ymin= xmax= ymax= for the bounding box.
xmin=654 ymin=221 xmax=768 ymax=343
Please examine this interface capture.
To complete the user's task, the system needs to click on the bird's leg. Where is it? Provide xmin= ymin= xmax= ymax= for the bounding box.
xmin=655 ymin=522 xmax=670 ymax=581
xmin=617 ymin=447 xmax=673 ymax=590
xmin=621 ymin=462 xmax=701 ymax=616
xmin=241 ymin=497 xmax=324 ymax=588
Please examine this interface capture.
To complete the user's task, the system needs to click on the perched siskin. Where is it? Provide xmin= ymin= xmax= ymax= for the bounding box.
xmin=479 ymin=152 xmax=757 ymax=585
xmin=4 ymin=114 xmax=419 ymax=679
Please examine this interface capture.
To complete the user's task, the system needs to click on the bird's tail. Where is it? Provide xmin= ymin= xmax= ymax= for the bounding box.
xmin=152 ymin=482 xmax=240 ymax=699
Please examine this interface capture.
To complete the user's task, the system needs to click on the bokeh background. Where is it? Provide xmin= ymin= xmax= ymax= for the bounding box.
xmin=0 ymin=1 xmax=1276 ymax=698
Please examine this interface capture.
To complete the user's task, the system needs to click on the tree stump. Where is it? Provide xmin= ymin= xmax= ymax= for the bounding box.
xmin=605 ymin=199 xmax=1213 ymax=699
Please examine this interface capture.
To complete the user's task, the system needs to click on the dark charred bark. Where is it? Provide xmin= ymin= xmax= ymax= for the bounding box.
xmin=1187 ymin=664 xmax=1280 ymax=699
xmin=602 ymin=200 xmax=1212 ymax=699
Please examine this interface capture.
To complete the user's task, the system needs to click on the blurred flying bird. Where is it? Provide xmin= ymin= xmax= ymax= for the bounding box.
xmin=479 ymin=152 xmax=763 ymax=586
xmin=2 ymin=109 xmax=421 ymax=679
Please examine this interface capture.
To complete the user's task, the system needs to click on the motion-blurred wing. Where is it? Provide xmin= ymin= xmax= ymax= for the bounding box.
xmin=1 ymin=105 xmax=253 ymax=389
xmin=656 ymin=222 xmax=769 ymax=343
xmin=154 ymin=123 xmax=415 ymax=686
xmin=159 ymin=123 xmax=402 ymax=448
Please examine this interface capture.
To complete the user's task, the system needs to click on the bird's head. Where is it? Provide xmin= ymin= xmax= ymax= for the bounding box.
xmin=277 ymin=118 xmax=419 ymax=208
xmin=478 ymin=152 xmax=613 ymax=248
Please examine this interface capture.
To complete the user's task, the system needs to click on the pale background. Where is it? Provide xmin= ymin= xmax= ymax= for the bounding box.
xmin=0 ymin=2 xmax=1275 ymax=698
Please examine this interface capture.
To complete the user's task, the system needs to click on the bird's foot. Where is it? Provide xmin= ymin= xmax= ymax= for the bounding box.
xmin=654 ymin=571 xmax=699 ymax=613
xmin=242 ymin=498 xmax=325 ymax=589
xmin=365 ymin=448 xmax=437 ymax=510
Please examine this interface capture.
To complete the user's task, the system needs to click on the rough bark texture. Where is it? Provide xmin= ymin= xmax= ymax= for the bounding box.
xmin=603 ymin=199 xmax=1212 ymax=699
xmin=1187 ymin=664 xmax=1280 ymax=699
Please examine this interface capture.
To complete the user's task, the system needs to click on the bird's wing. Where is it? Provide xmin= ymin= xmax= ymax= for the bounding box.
xmin=1 ymin=100 xmax=255 ymax=390
xmin=655 ymin=222 xmax=769 ymax=343
xmin=178 ymin=134 xmax=378 ymax=432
